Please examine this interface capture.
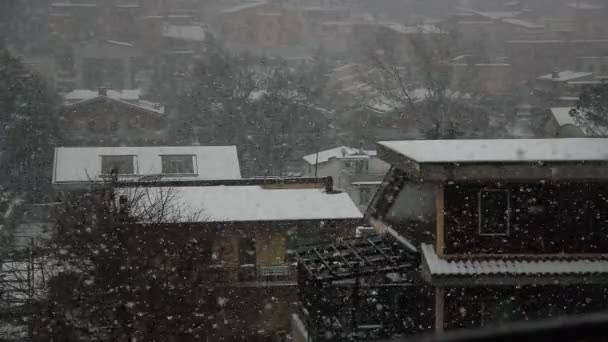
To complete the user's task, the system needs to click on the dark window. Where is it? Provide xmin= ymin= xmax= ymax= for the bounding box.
xmin=478 ymin=189 xmax=510 ymax=236
xmin=238 ymin=238 xmax=256 ymax=281
xmin=88 ymin=119 xmax=96 ymax=131
xmin=101 ymin=155 xmax=135 ymax=175
xmin=161 ymin=155 xmax=195 ymax=174
xmin=360 ymin=187 xmax=373 ymax=204
xmin=110 ymin=120 xmax=118 ymax=131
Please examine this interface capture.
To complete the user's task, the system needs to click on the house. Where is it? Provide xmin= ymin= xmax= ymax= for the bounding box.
xmin=507 ymin=40 xmax=608 ymax=80
xmin=302 ymin=146 xmax=390 ymax=211
xmin=58 ymin=88 xmax=168 ymax=145
xmin=73 ymin=40 xmax=140 ymax=90
xmin=545 ymin=107 xmax=608 ymax=137
xmin=366 ymin=138 xmax=608 ymax=333
xmin=114 ymin=177 xmax=362 ymax=340
xmin=534 ymin=70 xmax=596 ymax=106
xmin=52 ymin=146 xmax=242 ymax=188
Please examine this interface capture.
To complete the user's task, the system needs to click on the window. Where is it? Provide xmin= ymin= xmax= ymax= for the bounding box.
xmin=355 ymin=160 xmax=369 ymax=173
xmin=161 ymin=155 xmax=195 ymax=174
xmin=360 ymin=187 xmax=373 ymax=204
xmin=101 ymin=155 xmax=135 ymax=175
xmin=478 ymin=189 xmax=510 ymax=236
xmin=109 ymin=120 xmax=118 ymax=131
xmin=87 ymin=119 xmax=96 ymax=131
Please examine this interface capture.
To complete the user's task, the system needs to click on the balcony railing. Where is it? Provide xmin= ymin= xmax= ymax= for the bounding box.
xmin=207 ymin=264 xmax=297 ymax=285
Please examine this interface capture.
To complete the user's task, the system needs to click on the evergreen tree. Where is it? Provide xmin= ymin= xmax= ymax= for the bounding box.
xmin=0 ymin=49 xmax=58 ymax=196
xmin=570 ymin=82 xmax=608 ymax=136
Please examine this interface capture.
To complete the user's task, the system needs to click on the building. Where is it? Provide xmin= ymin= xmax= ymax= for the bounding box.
xmin=366 ymin=138 xmax=608 ymax=334
xmin=115 ymin=177 xmax=362 ymax=340
xmin=507 ymin=40 xmax=608 ymax=80
xmin=534 ymin=70 xmax=596 ymax=106
xmin=57 ymin=89 xmax=168 ymax=146
xmin=450 ymin=62 xmax=513 ymax=96
xmin=52 ymin=145 xmax=242 ymax=188
xmin=545 ymin=107 xmax=608 ymax=137
xmin=302 ymin=146 xmax=390 ymax=211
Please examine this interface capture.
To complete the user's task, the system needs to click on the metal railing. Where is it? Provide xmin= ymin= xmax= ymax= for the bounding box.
xmin=208 ymin=264 xmax=297 ymax=284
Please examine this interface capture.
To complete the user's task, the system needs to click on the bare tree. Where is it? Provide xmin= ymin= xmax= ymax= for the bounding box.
xmin=8 ymin=181 xmax=219 ymax=341
xmin=364 ymin=26 xmax=488 ymax=138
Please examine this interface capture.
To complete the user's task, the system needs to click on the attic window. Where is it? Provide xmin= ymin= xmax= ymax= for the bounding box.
xmin=161 ymin=155 xmax=195 ymax=175
xmin=478 ymin=189 xmax=510 ymax=236
xmin=101 ymin=155 xmax=135 ymax=175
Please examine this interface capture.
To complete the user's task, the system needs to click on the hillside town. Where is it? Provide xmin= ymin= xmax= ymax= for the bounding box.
xmin=1 ymin=0 xmax=608 ymax=341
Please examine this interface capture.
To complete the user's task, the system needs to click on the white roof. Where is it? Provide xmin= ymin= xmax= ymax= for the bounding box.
xmin=381 ymin=23 xmax=442 ymax=34
xmin=63 ymin=89 xmax=165 ymax=114
xmin=220 ymin=0 xmax=268 ymax=14
xmin=303 ymin=146 xmax=356 ymax=165
xmin=64 ymin=89 xmax=141 ymax=101
xmin=567 ymin=2 xmax=602 ymax=9
xmin=124 ymin=186 xmax=362 ymax=222
xmin=538 ymin=70 xmax=594 ymax=82
xmin=379 ymin=138 xmax=608 ymax=163
xmin=53 ymin=146 xmax=241 ymax=184
xmin=303 ymin=146 xmax=378 ymax=165
xmin=163 ymin=24 xmax=206 ymax=42
xmin=502 ymin=18 xmax=543 ymax=29
xmin=421 ymin=244 xmax=608 ymax=276
xmin=551 ymin=107 xmax=608 ymax=135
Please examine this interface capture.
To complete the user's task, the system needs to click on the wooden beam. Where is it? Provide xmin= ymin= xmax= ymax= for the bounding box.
xmin=436 ymin=184 xmax=445 ymax=257
xmin=435 ymin=287 xmax=445 ymax=333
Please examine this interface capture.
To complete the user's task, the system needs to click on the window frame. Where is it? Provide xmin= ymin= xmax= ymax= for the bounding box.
xmin=477 ymin=189 xmax=511 ymax=237
xmin=160 ymin=154 xmax=197 ymax=175
xmin=100 ymin=155 xmax=137 ymax=175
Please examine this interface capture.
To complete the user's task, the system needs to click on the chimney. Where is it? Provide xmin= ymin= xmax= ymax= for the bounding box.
xmin=98 ymin=87 xmax=108 ymax=96
xmin=551 ymin=71 xmax=560 ymax=79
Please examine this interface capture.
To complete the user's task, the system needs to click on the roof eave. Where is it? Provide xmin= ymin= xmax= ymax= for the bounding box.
xmin=377 ymin=142 xmax=608 ymax=181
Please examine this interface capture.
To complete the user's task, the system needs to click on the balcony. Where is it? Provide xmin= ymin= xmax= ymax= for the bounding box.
xmin=207 ymin=264 xmax=297 ymax=287
xmin=339 ymin=170 xmax=386 ymax=188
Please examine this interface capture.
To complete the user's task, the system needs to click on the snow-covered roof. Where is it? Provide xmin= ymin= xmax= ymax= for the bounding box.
xmin=64 ymin=89 xmax=141 ymax=102
xmin=502 ymin=18 xmax=543 ymax=29
xmin=351 ymin=181 xmax=382 ymax=186
xmin=421 ymin=244 xmax=608 ymax=276
xmin=567 ymin=2 xmax=602 ymax=9
xmin=302 ymin=147 xmax=377 ymax=165
xmin=124 ymin=185 xmax=362 ymax=222
xmin=63 ymin=89 xmax=165 ymax=114
xmin=458 ymin=8 xmax=522 ymax=19
xmin=379 ymin=138 xmax=608 ymax=164
xmin=538 ymin=70 xmax=594 ymax=82
xmin=551 ymin=107 xmax=577 ymax=126
xmin=303 ymin=146 xmax=356 ymax=165
xmin=51 ymin=2 xmax=97 ymax=8
xmin=551 ymin=107 xmax=608 ymax=135
xmin=53 ymin=146 xmax=241 ymax=184
xmin=381 ymin=23 xmax=442 ymax=35
xmin=163 ymin=24 xmax=206 ymax=42
xmin=220 ymin=0 xmax=268 ymax=14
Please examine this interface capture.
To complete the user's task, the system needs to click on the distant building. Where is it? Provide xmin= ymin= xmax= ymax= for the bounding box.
xmin=52 ymin=145 xmax=242 ymax=187
xmin=58 ymin=88 xmax=168 ymax=146
xmin=450 ymin=62 xmax=513 ymax=96
xmin=534 ymin=70 xmax=596 ymax=106
xmin=302 ymin=146 xmax=390 ymax=212
xmin=507 ymin=40 xmax=608 ymax=80
xmin=545 ymin=107 xmax=608 ymax=137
